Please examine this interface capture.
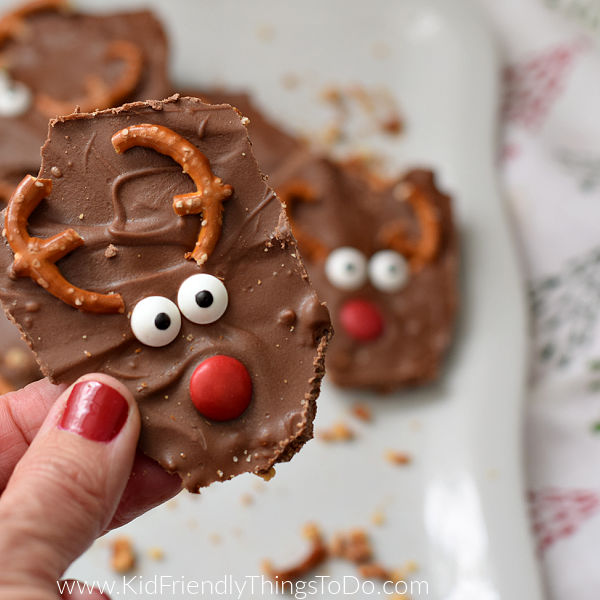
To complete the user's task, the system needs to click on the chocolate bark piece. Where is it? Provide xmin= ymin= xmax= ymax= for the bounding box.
xmin=0 ymin=95 xmax=331 ymax=491
xmin=0 ymin=0 xmax=170 ymax=204
xmin=187 ymin=89 xmax=303 ymax=180
xmin=270 ymin=153 xmax=458 ymax=392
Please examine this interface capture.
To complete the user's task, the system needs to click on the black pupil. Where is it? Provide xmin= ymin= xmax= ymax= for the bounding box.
xmin=195 ymin=290 xmax=214 ymax=308
xmin=154 ymin=312 xmax=171 ymax=331
xmin=345 ymin=263 xmax=356 ymax=272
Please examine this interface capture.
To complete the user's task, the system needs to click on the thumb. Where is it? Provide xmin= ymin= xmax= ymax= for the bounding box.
xmin=0 ymin=374 xmax=140 ymax=595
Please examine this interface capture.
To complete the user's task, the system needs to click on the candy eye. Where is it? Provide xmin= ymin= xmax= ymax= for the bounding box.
xmin=325 ymin=247 xmax=368 ymax=291
xmin=0 ymin=71 xmax=31 ymax=117
xmin=177 ymin=274 xmax=228 ymax=325
xmin=368 ymin=250 xmax=409 ymax=292
xmin=130 ymin=296 xmax=181 ymax=347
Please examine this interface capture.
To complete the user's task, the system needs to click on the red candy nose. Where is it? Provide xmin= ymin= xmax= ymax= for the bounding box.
xmin=189 ymin=355 xmax=252 ymax=421
xmin=339 ymin=299 xmax=384 ymax=342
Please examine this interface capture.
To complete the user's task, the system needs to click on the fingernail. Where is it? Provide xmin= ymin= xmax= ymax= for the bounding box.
xmin=59 ymin=381 xmax=128 ymax=442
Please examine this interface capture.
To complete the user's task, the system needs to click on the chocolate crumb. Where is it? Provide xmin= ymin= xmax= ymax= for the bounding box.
xmin=24 ymin=301 xmax=40 ymax=312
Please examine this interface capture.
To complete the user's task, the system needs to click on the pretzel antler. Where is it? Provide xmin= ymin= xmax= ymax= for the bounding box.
xmin=0 ymin=0 xmax=68 ymax=46
xmin=277 ymin=180 xmax=330 ymax=262
xmin=379 ymin=181 xmax=441 ymax=272
xmin=0 ymin=1 xmax=142 ymax=117
xmin=112 ymin=124 xmax=233 ymax=266
xmin=35 ymin=40 xmax=143 ymax=117
xmin=4 ymin=175 xmax=125 ymax=313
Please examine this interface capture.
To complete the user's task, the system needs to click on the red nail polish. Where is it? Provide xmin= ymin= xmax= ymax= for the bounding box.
xmin=59 ymin=381 xmax=128 ymax=442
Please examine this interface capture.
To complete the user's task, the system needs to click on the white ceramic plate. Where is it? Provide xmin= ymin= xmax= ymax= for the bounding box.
xmin=3 ymin=0 xmax=543 ymax=597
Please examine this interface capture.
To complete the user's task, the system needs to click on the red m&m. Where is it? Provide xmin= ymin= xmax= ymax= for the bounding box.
xmin=189 ymin=355 xmax=252 ymax=421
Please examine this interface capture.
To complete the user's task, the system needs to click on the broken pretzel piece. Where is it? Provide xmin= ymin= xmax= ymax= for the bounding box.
xmin=112 ymin=123 xmax=233 ymax=266
xmin=4 ymin=175 xmax=124 ymax=313
xmin=262 ymin=523 xmax=328 ymax=581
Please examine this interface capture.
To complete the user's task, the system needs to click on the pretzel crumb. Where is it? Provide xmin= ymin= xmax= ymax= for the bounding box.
xmin=147 ymin=547 xmax=164 ymax=561
xmin=104 ymin=244 xmax=118 ymax=258
xmin=330 ymin=529 xmax=373 ymax=564
xmin=351 ymin=403 xmax=372 ymax=422
xmin=385 ymin=450 xmax=412 ymax=466
xmin=357 ymin=562 xmax=393 ymax=580
xmin=257 ymin=467 xmax=276 ymax=481
xmin=319 ymin=421 xmax=356 ymax=442
xmin=240 ymin=493 xmax=254 ymax=506
xmin=371 ymin=509 xmax=386 ymax=526
xmin=110 ymin=537 xmax=136 ymax=574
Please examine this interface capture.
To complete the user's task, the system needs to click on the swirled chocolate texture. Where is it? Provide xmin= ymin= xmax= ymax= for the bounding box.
xmin=270 ymin=156 xmax=459 ymax=392
xmin=0 ymin=1 xmax=169 ymax=203
xmin=0 ymin=96 xmax=332 ymax=491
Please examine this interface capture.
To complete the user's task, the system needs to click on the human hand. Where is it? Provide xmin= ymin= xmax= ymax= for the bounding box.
xmin=0 ymin=374 xmax=182 ymax=599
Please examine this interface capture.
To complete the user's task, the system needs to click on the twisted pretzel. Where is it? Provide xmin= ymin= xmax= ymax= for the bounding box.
xmin=112 ymin=124 xmax=233 ymax=265
xmin=263 ymin=523 xmax=328 ymax=581
xmin=277 ymin=180 xmax=330 ymax=262
xmin=35 ymin=40 xmax=143 ymax=117
xmin=4 ymin=175 xmax=125 ymax=313
xmin=379 ymin=181 xmax=441 ymax=272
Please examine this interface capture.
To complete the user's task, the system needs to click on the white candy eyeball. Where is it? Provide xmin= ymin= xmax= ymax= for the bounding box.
xmin=325 ymin=247 xmax=368 ymax=291
xmin=177 ymin=274 xmax=228 ymax=325
xmin=131 ymin=296 xmax=181 ymax=347
xmin=0 ymin=71 xmax=31 ymax=117
xmin=369 ymin=250 xmax=409 ymax=292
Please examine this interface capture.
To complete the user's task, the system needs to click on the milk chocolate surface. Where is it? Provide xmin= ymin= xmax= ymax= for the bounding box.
xmin=0 ymin=96 xmax=331 ymax=490
xmin=270 ymin=156 xmax=459 ymax=391
xmin=189 ymin=89 xmax=303 ymax=181
xmin=0 ymin=1 xmax=169 ymax=202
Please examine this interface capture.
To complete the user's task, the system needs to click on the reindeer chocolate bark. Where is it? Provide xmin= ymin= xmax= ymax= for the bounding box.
xmin=0 ymin=95 xmax=331 ymax=490
xmin=0 ymin=0 xmax=169 ymax=203
xmin=196 ymin=89 xmax=458 ymax=390
xmin=271 ymin=156 xmax=458 ymax=392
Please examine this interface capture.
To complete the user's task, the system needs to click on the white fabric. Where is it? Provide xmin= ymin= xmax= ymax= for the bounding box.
xmin=480 ymin=1 xmax=600 ymax=597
